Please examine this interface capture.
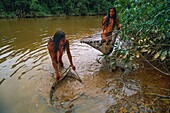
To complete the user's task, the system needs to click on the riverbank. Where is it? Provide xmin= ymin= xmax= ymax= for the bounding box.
xmin=0 ymin=13 xmax=106 ymax=19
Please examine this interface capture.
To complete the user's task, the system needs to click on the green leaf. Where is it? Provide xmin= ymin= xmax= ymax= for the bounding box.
xmin=136 ymin=52 xmax=140 ymax=58
xmin=130 ymin=56 xmax=135 ymax=61
xmin=160 ymin=50 xmax=167 ymax=61
xmin=153 ymin=50 xmax=162 ymax=59
xmin=147 ymin=50 xmax=151 ymax=54
xmin=140 ymin=48 xmax=148 ymax=52
xmin=138 ymin=39 xmax=143 ymax=45
xmin=149 ymin=40 xmax=155 ymax=45
xmin=151 ymin=51 xmax=155 ymax=55
xmin=162 ymin=33 xmax=165 ymax=39
xmin=123 ymin=54 xmax=127 ymax=59
xmin=143 ymin=45 xmax=149 ymax=48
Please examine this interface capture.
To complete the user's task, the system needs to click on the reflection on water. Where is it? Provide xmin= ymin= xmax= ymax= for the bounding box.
xmin=0 ymin=17 xmax=170 ymax=113
xmin=0 ymin=16 xmax=103 ymax=113
xmin=0 ymin=17 xmax=101 ymax=79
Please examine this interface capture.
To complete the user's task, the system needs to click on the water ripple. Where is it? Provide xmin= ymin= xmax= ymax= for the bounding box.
xmin=0 ymin=45 xmax=11 ymax=51
xmin=10 ymin=64 xmax=26 ymax=77
xmin=0 ymin=38 xmax=48 ymax=79
xmin=0 ymin=50 xmax=14 ymax=63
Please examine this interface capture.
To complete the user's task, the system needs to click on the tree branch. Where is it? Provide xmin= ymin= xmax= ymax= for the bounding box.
xmin=139 ymin=53 xmax=170 ymax=76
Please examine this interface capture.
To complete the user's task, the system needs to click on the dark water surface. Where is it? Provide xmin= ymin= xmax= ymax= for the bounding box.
xmin=0 ymin=17 xmax=170 ymax=113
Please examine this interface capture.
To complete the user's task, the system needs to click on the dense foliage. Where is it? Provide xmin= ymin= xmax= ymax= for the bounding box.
xmin=110 ymin=0 xmax=170 ymax=75
xmin=0 ymin=0 xmax=115 ymax=18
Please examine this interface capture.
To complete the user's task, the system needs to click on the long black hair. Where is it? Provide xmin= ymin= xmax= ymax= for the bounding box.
xmin=53 ymin=31 xmax=68 ymax=53
xmin=104 ymin=7 xmax=117 ymax=29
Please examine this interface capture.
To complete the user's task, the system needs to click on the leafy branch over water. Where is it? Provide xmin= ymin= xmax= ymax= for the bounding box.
xmin=0 ymin=0 xmax=169 ymax=75
xmin=108 ymin=0 xmax=170 ymax=75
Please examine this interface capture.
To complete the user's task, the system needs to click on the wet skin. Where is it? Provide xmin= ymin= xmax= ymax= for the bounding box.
xmin=101 ymin=8 xmax=121 ymax=41
xmin=48 ymin=37 xmax=75 ymax=80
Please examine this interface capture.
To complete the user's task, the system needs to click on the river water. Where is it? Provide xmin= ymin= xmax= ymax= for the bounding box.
xmin=0 ymin=16 xmax=170 ymax=113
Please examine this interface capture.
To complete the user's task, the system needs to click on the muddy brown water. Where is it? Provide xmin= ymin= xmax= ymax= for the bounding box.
xmin=0 ymin=17 xmax=170 ymax=113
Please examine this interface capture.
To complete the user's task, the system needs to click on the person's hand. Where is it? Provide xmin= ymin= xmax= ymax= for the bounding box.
xmin=56 ymin=72 xmax=60 ymax=80
xmin=103 ymin=30 xmax=107 ymax=34
xmin=101 ymin=32 xmax=106 ymax=41
xmin=118 ymin=24 xmax=122 ymax=30
xmin=71 ymin=64 xmax=76 ymax=70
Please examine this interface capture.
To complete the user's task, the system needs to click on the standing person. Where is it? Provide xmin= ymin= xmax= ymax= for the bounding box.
xmin=48 ymin=31 xmax=76 ymax=80
xmin=101 ymin=7 xmax=122 ymax=43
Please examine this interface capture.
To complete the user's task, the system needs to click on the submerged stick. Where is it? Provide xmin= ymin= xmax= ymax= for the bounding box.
xmin=145 ymin=93 xmax=170 ymax=99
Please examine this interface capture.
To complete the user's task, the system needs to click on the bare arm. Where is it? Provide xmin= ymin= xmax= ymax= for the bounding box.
xmin=66 ymin=41 xmax=75 ymax=70
xmin=116 ymin=17 xmax=122 ymax=30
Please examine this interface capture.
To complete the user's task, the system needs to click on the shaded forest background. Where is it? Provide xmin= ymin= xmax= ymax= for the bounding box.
xmin=0 ymin=0 xmax=169 ymax=75
xmin=0 ymin=0 xmax=116 ymax=18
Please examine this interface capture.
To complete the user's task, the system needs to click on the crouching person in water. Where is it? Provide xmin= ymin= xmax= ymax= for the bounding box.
xmin=48 ymin=31 xmax=76 ymax=80
xmin=101 ymin=7 xmax=122 ymax=43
